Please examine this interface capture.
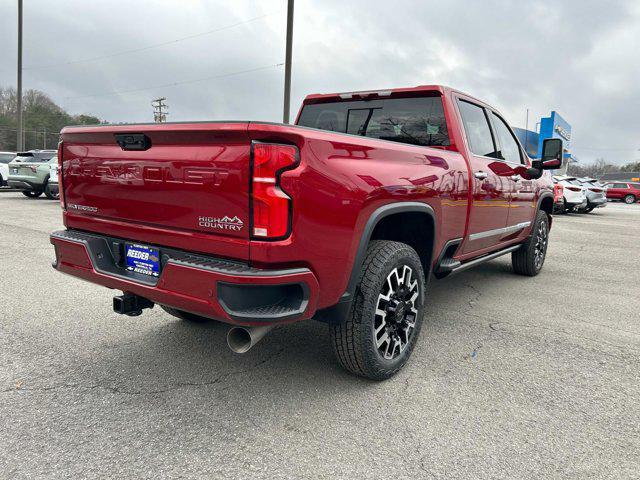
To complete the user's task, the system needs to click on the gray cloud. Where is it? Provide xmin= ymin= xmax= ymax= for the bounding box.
xmin=1 ymin=0 xmax=638 ymax=164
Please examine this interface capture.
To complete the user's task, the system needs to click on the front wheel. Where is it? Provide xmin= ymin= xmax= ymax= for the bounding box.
xmin=512 ymin=209 xmax=550 ymax=277
xmin=331 ymin=240 xmax=426 ymax=380
xmin=624 ymin=195 xmax=636 ymax=204
xmin=22 ymin=190 xmax=42 ymax=198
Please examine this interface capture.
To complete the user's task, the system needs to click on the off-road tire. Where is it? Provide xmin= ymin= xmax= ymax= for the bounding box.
xmin=624 ymin=194 xmax=636 ymax=204
xmin=161 ymin=305 xmax=212 ymax=323
xmin=331 ymin=240 xmax=426 ymax=380
xmin=22 ymin=190 xmax=42 ymax=198
xmin=512 ymin=209 xmax=549 ymax=277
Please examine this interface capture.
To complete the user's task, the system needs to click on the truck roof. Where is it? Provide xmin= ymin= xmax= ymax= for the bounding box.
xmin=301 ymin=84 xmax=481 ymax=105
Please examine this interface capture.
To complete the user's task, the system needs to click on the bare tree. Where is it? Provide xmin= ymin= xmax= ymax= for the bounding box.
xmin=567 ymin=158 xmax=620 ymax=178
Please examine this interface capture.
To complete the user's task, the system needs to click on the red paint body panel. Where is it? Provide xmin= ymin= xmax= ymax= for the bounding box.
xmin=61 ymin=123 xmax=252 ymax=259
xmin=247 ymin=121 xmax=469 ymax=307
xmin=53 ymin=85 xmax=553 ymax=324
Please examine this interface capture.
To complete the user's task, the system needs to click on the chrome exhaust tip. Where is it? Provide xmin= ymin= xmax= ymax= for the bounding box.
xmin=226 ymin=325 xmax=275 ymax=354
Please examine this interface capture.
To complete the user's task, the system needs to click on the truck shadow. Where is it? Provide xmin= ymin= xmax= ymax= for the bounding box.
xmin=82 ymin=259 xmax=514 ymax=401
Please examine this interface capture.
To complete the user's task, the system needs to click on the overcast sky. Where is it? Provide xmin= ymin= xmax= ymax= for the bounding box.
xmin=1 ymin=0 xmax=639 ymax=164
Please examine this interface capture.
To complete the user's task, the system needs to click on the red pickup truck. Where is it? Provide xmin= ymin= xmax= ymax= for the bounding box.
xmin=50 ymin=85 xmax=562 ymax=379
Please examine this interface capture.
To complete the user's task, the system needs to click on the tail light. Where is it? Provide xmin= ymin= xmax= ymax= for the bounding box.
xmin=250 ymin=142 xmax=298 ymax=239
xmin=553 ymin=184 xmax=563 ymax=200
xmin=566 ymin=186 xmax=581 ymax=192
xmin=590 ymin=188 xmax=603 ymax=193
xmin=58 ymin=141 xmax=65 ymax=209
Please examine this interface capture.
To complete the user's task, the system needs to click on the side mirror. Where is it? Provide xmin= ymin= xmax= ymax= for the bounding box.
xmin=526 ymin=167 xmax=543 ymax=179
xmin=540 ymin=138 xmax=563 ymax=169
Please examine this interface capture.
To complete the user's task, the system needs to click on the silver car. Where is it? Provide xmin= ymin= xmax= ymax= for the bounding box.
xmin=577 ymin=178 xmax=607 ymax=213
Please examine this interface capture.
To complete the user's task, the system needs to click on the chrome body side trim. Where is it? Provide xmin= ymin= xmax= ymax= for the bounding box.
xmin=469 ymin=221 xmax=531 ymax=241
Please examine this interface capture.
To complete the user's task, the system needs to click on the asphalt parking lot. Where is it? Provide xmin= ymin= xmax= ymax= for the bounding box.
xmin=1 ymin=191 xmax=638 ymax=479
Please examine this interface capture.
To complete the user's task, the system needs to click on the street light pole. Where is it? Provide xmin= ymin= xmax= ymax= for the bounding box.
xmin=282 ymin=0 xmax=294 ymax=124
xmin=17 ymin=0 xmax=23 ymax=151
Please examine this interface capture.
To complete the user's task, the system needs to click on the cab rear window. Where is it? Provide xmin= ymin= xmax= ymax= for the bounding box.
xmin=297 ymin=96 xmax=450 ymax=147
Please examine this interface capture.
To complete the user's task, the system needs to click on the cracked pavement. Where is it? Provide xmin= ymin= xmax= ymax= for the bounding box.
xmin=1 ymin=191 xmax=639 ymax=479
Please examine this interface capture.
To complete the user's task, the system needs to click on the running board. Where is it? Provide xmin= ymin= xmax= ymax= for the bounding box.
xmin=446 ymin=244 xmax=521 ymax=276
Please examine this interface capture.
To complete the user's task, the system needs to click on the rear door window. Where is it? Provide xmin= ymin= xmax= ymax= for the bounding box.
xmin=457 ymin=100 xmax=498 ymax=158
xmin=297 ymin=96 xmax=450 ymax=147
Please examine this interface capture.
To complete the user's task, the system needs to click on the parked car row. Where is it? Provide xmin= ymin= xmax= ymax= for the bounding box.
xmin=551 ymin=175 xmax=640 ymax=213
xmin=0 ymin=149 xmax=59 ymax=199
xmin=552 ymin=176 xmax=609 ymax=214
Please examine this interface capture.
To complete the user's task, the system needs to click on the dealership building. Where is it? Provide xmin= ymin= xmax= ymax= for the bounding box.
xmin=513 ymin=111 xmax=574 ymax=174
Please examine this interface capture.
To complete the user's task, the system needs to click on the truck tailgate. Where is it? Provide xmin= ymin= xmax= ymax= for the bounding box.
xmin=60 ymin=122 xmax=251 ymax=260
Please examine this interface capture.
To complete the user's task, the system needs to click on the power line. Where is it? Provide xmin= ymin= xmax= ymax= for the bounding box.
xmin=64 ymin=63 xmax=284 ymax=100
xmin=24 ymin=12 xmax=280 ymax=70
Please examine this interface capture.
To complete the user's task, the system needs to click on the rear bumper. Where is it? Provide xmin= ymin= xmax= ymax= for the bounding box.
xmin=588 ymin=197 xmax=607 ymax=207
xmin=8 ymin=179 xmax=40 ymax=190
xmin=566 ymin=199 xmax=588 ymax=209
xmin=50 ymin=229 xmax=320 ymax=326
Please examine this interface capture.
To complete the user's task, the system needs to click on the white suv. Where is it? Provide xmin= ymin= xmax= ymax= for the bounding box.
xmin=553 ymin=176 xmax=588 ymax=213
xmin=0 ymin=151 xmax=16 ymax=186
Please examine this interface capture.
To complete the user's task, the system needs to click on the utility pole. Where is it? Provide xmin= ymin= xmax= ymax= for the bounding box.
xmin=282 ymin=0 xmax=294 ymax=124
xmin=43 ymin=126 xmax=46 ymax=149
xmin=17 ymin=0 xmax=23 ymax=151
xmin=151 ymin=97 xmax=168 ymax=123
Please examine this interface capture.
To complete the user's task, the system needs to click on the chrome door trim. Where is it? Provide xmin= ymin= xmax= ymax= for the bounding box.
xmin=469 ymin=221 xmax=531 ymax=241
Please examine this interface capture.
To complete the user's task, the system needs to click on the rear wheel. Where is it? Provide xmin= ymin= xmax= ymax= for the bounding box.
xmin=624 ymin=194 xmax=636 ymax=204
xmin=44 ymin=182 xmax=59 ymax=200
xmin=161 ymin=305 xmax=212 ymax=323
xmin=22 ymin=190 xmax=42 ymax=198
xmin=331 ymin=240 xmax=426 ymax=380
xmin=512 ymin=209 xmax=549 ymax=277
xmin=584 ymin=206 xmax=595 ymax=213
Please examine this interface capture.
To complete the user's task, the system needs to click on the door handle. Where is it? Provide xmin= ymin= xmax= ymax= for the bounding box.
xmin=474 ymin=171 xmax=488 ymax=180
xmin=510 ymin=174 xmax=521 ymax=181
